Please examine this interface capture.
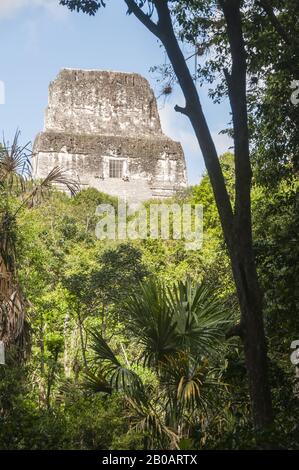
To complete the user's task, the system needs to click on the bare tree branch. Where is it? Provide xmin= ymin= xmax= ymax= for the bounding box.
xmin=174 ymin=105 xmax=189 ymax=116
xmin=124 ymin=0 xmax=160 ymax=38
xmin=149 ymin=0 xmax=235 ymax=245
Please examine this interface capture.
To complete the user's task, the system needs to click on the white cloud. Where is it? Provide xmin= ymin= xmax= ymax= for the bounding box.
xmin=0 ymin=0 xmax=68 ymax=19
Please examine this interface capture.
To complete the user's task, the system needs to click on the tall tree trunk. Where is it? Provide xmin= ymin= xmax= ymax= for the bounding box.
xmin=230 ymin=252 xmax=273 ymax=428
xmin=129 ymin=0 xmax=273 ymax=430
xmin=220 ymin=0 xmax=273 ymax=429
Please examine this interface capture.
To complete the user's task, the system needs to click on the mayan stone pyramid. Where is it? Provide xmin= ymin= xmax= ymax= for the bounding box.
xmin=33 ymin=69 xmax=187 ymax=202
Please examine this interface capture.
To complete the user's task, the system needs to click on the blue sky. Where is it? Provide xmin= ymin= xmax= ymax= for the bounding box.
xmin=0 ymin=0 xmax=232 ymax=184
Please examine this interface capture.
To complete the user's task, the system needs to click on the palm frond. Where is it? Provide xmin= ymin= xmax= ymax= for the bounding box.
xmin=124 ymin=278 xmax=231 ymax=368
xmin=167 ymin=279 xmax=232 ymax=356
xmin=89 ymin=330 xmax=144 ymax=396
xmin=0 ymin=131 xmax=31 ymax=191
xmin=160 ymin=353 xmax=211 ymax=412
xmin=83 ymin=369 xmax=112 ymax=395
xmin=34 ymin=166 xmax=80 ymax=197
xmin=24 ymin=167 xmax=80 ymax=210
xmin=126 ymin=396 xmax=179 ymax=449
xmin=125 ymin=278 xmax=179 ymax=367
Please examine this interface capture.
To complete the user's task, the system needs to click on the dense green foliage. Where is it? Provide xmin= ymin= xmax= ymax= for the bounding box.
xmin=0 ymin=0 xmax=298 ymax=451
xmin=1 ymin=149 xmax=298 ymax=448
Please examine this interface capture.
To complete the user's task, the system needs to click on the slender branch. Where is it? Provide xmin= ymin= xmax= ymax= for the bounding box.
xmin=219 ymin=0 xmax=252 ymax=234
xmin=124 ymin=0 xmax=160 ymax=38
xmin=174 ymin=105 xmax=189 ymax=116
xmin=151 ymin=0 xmax=235 ymax=246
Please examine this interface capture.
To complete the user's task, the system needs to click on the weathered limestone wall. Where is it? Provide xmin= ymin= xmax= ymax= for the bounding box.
xmin=33 ymin=69 xmax=187 ymax=202
xmin=45 ymin=69 xmax=162 ymax=137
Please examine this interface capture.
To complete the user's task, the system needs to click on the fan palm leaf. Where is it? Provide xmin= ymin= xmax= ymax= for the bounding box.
xmin=124 ymin=278 xmax=231 ymax=367
xmin=87 ymin=278 xmax=230 ymax=446
xmin=167 ymin=279 xmax=232 ymax=356
xmin=124 ymin=278 xmax=179 ymax=367
xmin=89 ymin=330 xmax=144 ymax=396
